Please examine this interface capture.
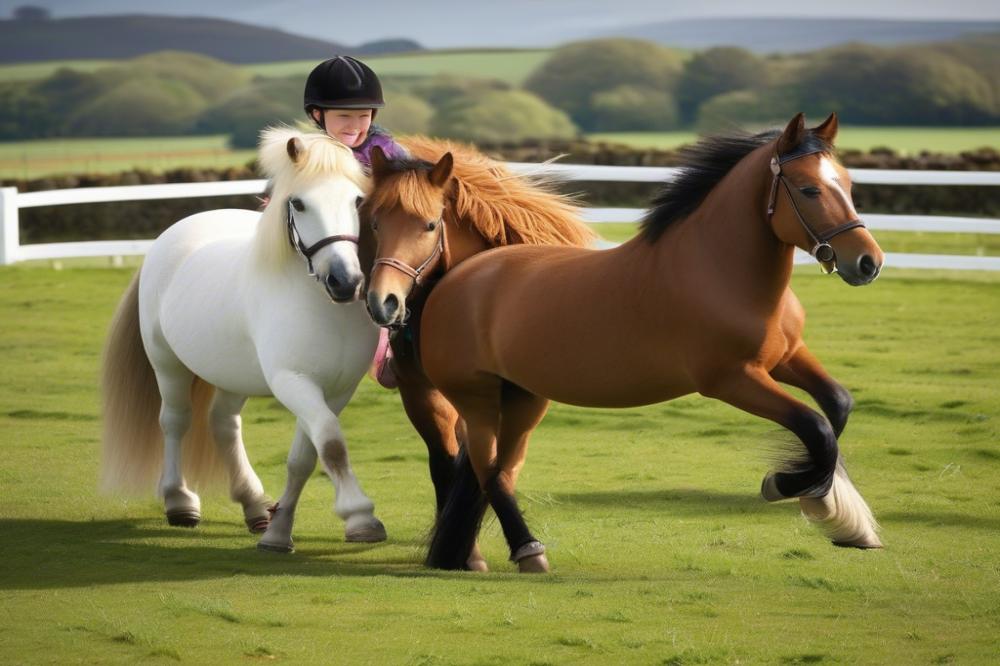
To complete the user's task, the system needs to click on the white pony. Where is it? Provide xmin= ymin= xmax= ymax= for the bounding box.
xmin=101 ymin=127 xmax=384 ymax=552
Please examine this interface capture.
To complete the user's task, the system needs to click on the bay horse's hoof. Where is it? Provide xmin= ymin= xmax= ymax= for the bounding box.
xmin=512 ymin=541 xmax=549 ymax=573
xmin=166 ymin=509 xmax=201 ymax=528
xmin=245 ymin=515 xmax=270 ymax=534
xmin=760 ymin=473 xmax=786 ymax=502
xmin=257 ymin=539 xmax=294 ymax=554
xmin=466 ymin=543 xmax=488 ymax=572
xmin=345 ymin=516 xmax=387 ymax=543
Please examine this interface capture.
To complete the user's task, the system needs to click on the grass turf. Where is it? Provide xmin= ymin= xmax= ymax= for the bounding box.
xmin=0 ymin=262 xmax=998 ymax=664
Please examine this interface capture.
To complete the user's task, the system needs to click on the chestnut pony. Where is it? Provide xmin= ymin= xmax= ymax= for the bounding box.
xmin=364 ymin=137 xmax=595 ymax=569
xmin=418 ymin=113 xmax=884 ymax=573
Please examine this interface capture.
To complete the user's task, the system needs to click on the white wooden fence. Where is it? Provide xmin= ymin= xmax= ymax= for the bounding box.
xmin=2 ymin=164 xmax=1000 ymax=270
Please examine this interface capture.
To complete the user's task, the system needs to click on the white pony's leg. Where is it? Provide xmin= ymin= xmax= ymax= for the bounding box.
xmin=209 ymin=389 xmax=271 ymax=532
xmin=257 ymin=425 xmax=316 ymax=552
xmin=153 ymin=364 xmax=201 ymax=526
xmin=269 ymin=372 xmax=386 ymax=543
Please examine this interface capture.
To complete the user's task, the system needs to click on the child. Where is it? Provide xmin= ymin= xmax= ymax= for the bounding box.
xmin=303 ymin=55 xmax=405 ymax=389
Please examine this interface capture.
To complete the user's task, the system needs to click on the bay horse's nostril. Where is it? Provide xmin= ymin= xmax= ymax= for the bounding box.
xmin=858 ymin=254 xmax=879 ymax=279
xmin=383 ymin=294 xmax=400 ymax=319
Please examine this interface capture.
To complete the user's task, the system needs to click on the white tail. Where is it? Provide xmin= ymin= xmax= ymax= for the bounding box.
xmin=100 ymin=272 xmax=224 ymax=494
xmin=799 ymin=461 xmax=882 ymax=548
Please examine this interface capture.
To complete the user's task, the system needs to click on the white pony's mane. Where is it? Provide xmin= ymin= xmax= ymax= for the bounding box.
xmin=254 ymin=126 xmax=370 ymax=270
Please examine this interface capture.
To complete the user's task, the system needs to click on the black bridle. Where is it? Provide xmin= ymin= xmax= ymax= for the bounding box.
xmin=286 ymin=199 xmax=359 ymax=276
xmin=766 ymin=149 xmax=865 ymax=273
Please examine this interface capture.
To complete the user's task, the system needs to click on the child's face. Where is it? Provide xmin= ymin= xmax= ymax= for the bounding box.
xmin=320 ymin=108 xmax=373 ymax=148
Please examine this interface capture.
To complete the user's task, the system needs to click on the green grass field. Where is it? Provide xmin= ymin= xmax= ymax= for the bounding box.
xmin=587 ymin=127 xmax=1000 ymax=154
xmin=243 ymin=49 xmax=552 ymax=86
xmin=1 ymin=260 xmax=998 ymax=664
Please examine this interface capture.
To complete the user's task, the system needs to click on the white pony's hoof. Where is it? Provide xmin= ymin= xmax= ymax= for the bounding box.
xmin=466 ymin=543 xmax=488 ymax=572
xmin=257 ymin=539 xmax=294 ymax=554
xmin=512 ymin=541 xmax=549 ymax=573
xmin=345 ymin=516 xmax=387 ymax=543
xmin=166 ymin=509 xmax=201 ymax=528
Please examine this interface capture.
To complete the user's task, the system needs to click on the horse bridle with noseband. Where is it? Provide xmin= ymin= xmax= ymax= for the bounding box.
xmin=766 ymin=148 xmax=865 ymax=273
xmin=286 ymin=199 xmax=359 ymax=276
xmin=369 ymin=214 xmax=447 ymax=331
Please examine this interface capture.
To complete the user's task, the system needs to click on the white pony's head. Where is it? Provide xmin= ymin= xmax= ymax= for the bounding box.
xmin=256 ymin=126 xmax=372 ymax=303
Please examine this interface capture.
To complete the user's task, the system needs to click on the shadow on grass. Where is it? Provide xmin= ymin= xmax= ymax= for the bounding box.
xmin=878 ymin=510 xmax=1000 ymax=531
xmin=0 ymin=517 xmax=493 ymax=590
xmin=556 ymin=488 xmax=765 ymax=516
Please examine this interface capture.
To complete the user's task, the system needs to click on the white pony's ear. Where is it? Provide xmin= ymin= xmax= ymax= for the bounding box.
xmin=286 ymin=137 xmax=305 ymax=163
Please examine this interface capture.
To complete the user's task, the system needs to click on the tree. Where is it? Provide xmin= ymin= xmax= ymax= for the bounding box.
xmin=589 ymin=85 xmax=680 ymax=131
xmin=378 ymin=94 xmax=434 ymax=136
xmin=13 ymin=5 xmax=50 ymax=21
xmin=431 ymin=90 xmax=577 ymax=143
xmin=676 ymin=47 xmax=768 ymax=123
xmin=524 ymin=39 xmax=685 ymax=130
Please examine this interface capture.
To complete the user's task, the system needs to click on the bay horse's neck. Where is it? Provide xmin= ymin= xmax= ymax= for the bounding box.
xmin=648 ymin=142 xmax=794 ymax=312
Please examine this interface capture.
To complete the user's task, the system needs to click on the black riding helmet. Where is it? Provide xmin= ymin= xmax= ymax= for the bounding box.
xmin=304 ymin=56 xmax=385 ymax=128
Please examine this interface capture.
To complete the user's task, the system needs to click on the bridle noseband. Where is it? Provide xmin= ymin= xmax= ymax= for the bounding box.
xmin=766 ymin=149 xmax=865 ymax=273
xmin=371 ymin=216 xmax=446 ymax=288
xmin=369 ymin=215 xmax=447 ymax=332
xmin=286 ymin=200 xmax=359 ymax=276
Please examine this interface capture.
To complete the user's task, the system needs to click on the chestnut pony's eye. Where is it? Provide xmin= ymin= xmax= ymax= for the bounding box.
xmin=426 ymin=221 xmax=437 ymax=232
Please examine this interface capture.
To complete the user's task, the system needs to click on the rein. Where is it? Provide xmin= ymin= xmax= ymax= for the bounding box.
xmin=286 ymin=200 xmax=359 ymax=276
xmin=766 ymin=149 xmax=865 ymax=273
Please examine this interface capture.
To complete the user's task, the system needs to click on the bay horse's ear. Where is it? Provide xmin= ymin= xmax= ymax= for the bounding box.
xmin=286 ymin=137 xmax=305 ymax=163
xmin=777 ymin=112 xmax=807 ymax=155
xmin=429 ymin=152 xmax=454 ymax=188
xmin=370 ymin=145 xmax=390 ymax=181
xmin=812 ymin=112 xmax=839 ymax=146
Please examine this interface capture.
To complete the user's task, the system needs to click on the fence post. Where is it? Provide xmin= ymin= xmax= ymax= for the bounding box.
xmin=0 ymin=187 xmax=20 ymax=266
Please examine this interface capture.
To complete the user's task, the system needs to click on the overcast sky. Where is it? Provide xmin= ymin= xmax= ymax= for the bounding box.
xmin=3 ymin=1 xmax=999 ymax=47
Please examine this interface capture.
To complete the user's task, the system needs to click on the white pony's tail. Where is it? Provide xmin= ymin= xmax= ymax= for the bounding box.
xmin=100 ymin=272 xmax=223 ymax=494
xmin=799 ymin=461 xmax=882 ymax=549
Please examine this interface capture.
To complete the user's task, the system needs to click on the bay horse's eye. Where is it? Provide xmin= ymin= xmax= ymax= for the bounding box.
xmin=426 ymin=221 xmax=437 ymax=232
xmin=290 ymin=197 xmax=305 ymax=212
xmin=799 ymin=186 xmax=821 ymax=198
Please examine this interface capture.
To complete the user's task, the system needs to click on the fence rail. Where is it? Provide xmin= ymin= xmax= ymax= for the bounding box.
xmin=2 ymin=164 xmax=998 ymax=269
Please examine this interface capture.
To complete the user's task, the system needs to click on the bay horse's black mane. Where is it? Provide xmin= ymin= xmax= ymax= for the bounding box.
xmin=639 ymin=128 xmax=831 ymax=243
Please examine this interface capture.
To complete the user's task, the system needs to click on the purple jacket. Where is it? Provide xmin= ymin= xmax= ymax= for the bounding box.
xmin=353 ymin=125 xmax=407 ymax=168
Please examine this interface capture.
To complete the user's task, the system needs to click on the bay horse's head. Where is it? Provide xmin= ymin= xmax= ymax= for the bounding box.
xmin=364 ymin=145 xmax=454 ymax=328
xmin=767 ymin=113 xmax=884 ymax=285
xmin=256 ymin=127 xmax=371 ymax=302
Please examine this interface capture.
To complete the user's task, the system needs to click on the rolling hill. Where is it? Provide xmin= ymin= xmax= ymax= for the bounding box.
xmin=0 ymin=14 xmax=422 ymax=63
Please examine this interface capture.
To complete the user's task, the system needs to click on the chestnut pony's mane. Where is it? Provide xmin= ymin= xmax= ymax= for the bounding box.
xmin=369 ymin=136 xmax=595 ymax=248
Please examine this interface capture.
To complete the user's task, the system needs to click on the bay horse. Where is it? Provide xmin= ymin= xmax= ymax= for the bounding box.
xmin=101 ymin=127 xmax=386 ymax=553
xmin=363 ymin=136 xmax=595 ymax=569
xmin=418 ymin=113 xmax=885 ymax=572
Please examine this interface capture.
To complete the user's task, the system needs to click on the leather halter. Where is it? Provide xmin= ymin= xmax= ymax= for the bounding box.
xmin=766 ymin=149 xmax=865 ymax=273
xmin=286 ymin=200 xmax=359 ymax=276
xmin=371 ymin=215 xmax=446 ymax=288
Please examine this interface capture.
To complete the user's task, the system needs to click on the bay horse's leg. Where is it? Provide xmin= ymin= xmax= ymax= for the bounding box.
xmin=397 ymin=375 xmax=487 ymax=570
xmin=152 ymin=364 xmax=201 ymax=527
xmin=208 ymin=389 xmax=272 ymax=533
xmin=771 ymin=344 xmax=854 ymax=437
xmin=426 ymin=380 xmax=501 ymax=570
xmin=258 ymin=425 xmax=315 ymax=553
xmin=492 ymin=383 xmax=550 ymax=573
xmin=703 ymin=368 xmax=880 ymax=548
xmin=770 ymin=345 xmax=879 ymax=546
xmin=269 ymin=373 xmax=386 ymax=543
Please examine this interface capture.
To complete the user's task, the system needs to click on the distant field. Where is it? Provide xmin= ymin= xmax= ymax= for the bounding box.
xmin=0 ymin=58 xmax=113 ymax=81
xmin=0 ymin=135 xmax=256 ymax=180
xmin=588 ymin=127 xmax=1000 ymax=154
xmin=242 ymin=49 xmax=552 ymax=86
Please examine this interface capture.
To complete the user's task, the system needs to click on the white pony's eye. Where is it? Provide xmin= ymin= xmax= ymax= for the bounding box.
xmin=290 ymin=197 xmax=306 ymax=212
xmin=355 ymin=196 xmax=364 ymax=209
